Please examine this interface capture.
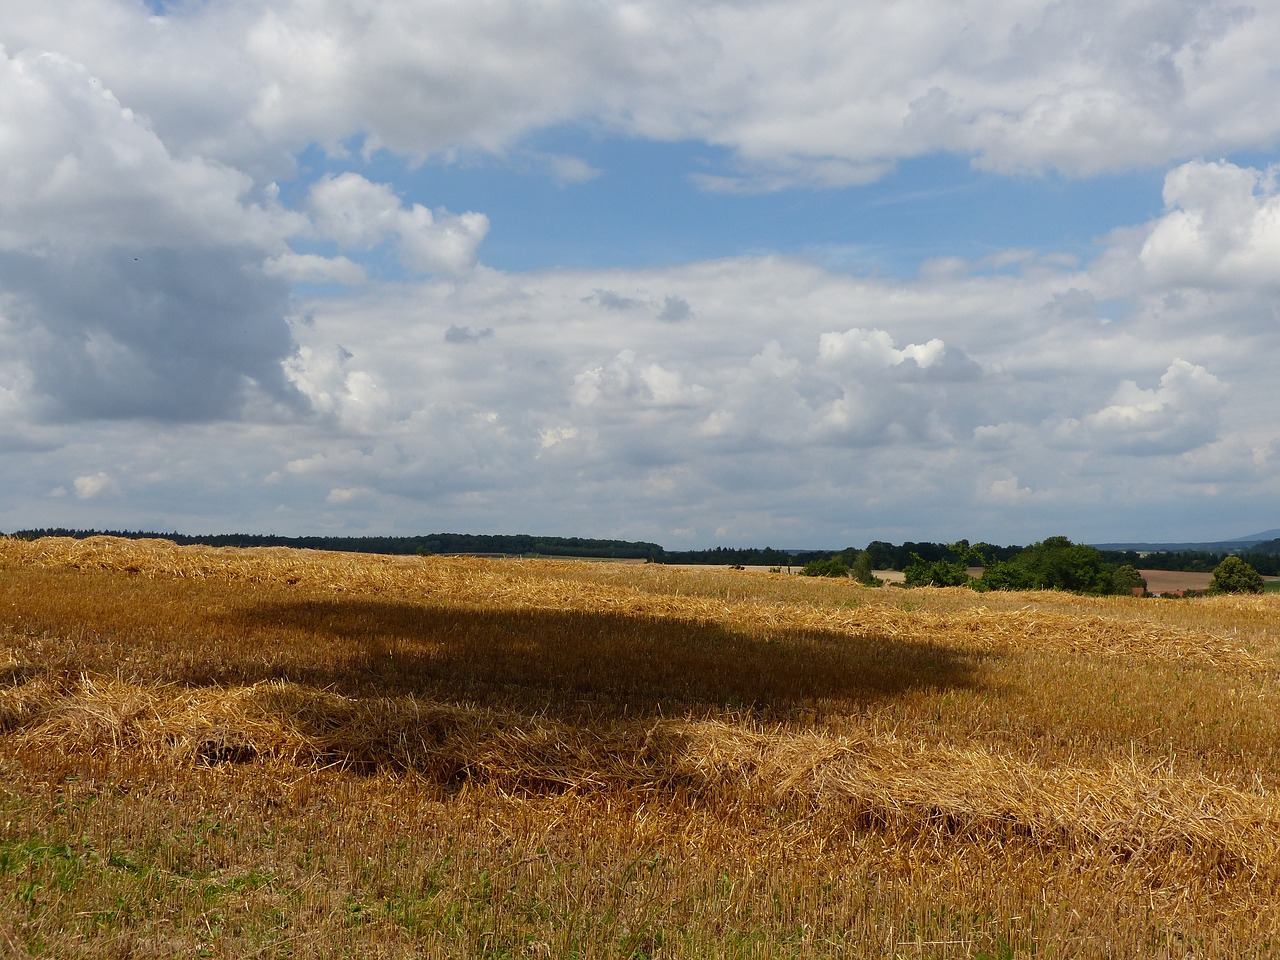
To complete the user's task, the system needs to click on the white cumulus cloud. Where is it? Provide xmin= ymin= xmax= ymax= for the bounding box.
xmin=819 ymin=328 xmax=947 ymax=371
xmin=1139 ymin=160 xmax=1280 ymax=290
xmin=11 ymin=0 xmax=1280 ymax=192
xmin=1057 ymin=359 xmax=1228 ymax=456
xmin=307 ymin=173 xmax=489 ymax=275
xmin=0 ymin=48 xmax=296 ymax=251
xmin=73 ymin=472 xmax=115 ymax=500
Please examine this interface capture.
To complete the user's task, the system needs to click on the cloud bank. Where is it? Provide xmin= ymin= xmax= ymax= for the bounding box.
xmin=2 ymin=1 xmax=1279 ymax=546
xmin=8 ymin=1 xmax=1280 ymax=183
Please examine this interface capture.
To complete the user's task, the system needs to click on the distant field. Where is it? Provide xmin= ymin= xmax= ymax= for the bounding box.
xmin=3 ymin=536 xmax=1280 ymax=958
xmin=1140 ymin=569 xmax=1214 ymax=593
xmin=678 ymin=563 xmax=1278 ymax=594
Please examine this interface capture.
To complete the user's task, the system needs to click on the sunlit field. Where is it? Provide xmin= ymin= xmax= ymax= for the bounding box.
xmin=2 ymin=536 xmax=1279 ymax=958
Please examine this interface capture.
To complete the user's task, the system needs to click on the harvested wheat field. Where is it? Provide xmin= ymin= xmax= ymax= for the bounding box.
xmin=2 ymin=537 xmax=1280 ymax=958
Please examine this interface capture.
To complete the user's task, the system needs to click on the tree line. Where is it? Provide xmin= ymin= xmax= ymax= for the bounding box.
xmin=6 ymin=528 xmax=663 ymax=561
xmin=800 ymin=536 xmax=1269 ymax=596
xmin=5 ymin=527 xmax=1274 ymax=592
xmin=1097 ymin=543 xmax=1280 ymax=576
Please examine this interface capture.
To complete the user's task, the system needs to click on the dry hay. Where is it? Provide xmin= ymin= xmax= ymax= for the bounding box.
xmin=6 ymin=535 xmax=1280 ymax=952
xmin=6 ymin=667 xmax=1278 ymax=910
xmin=1 ymin=535 xmax=1270 ymax=673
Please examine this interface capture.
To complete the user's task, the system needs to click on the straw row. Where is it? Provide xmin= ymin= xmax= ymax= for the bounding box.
xmin=5 ymin=669 xmax=1278 ymax=897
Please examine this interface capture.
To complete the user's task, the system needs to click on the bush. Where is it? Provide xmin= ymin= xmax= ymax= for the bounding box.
xmin=974 ymin=560 xmax=1033 ymax=592
xmin=1210 ymin=555 xmax=1264 ymax=594
xmin=799 ymin=558 xmax=850 ymax=578
xmin=903 ymin=554 xmax=971 ymax=588
xmin=974 ymin=536 xmax=1113 ymax=594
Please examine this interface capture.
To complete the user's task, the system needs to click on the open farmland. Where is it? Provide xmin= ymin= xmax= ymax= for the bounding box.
xmin=2 ymin=537 xmax=1280 ymax=958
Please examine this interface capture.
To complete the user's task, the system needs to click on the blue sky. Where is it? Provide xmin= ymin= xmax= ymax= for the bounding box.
xmin=2 ymin=0 xmax=1279 ymax=549
xmin=308 ymin=137 xmax=1167 ymax=275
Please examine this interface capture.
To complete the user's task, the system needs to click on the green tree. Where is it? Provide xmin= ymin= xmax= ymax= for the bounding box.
xmin=1016 ymin=536 xmax=1113 ymax=593
xmin=974 ymin=536 xmax=1114 ymax=594
xmin=1210 ymin=555 xmax=1265 ymax=594
xmin=850 ymin=550 xmax=883 ymax=586
xmin=864 ymin=540 xmax=898 ymax=570
xmin=1111 ymin=564 xmax=1148 ymax=595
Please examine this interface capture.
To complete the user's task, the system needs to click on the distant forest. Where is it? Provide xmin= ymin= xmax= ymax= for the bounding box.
xmin=1097 ymin=544 xmax=1280 ymax=576
xmin=7 ymin=529 xmax=664 ymax=562
xmin=7 ymin=528 xmax=1280 ymax=574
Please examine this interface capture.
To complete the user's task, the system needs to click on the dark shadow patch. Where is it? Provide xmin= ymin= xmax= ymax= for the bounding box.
xmin=0 ymin=568 xmax=995 ymax=790
xmin=196 ymin=739 xmax=257 ymax=766
xmin=218 ymin=599 xmax=989 ymax=718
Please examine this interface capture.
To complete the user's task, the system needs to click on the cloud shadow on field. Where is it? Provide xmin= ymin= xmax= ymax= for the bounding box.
xmin=223 ymin=598 xmax=989 ymax=718
xmin=0 ymin=569 xmax=994 ymax=791
xmin=195 ymin=598 xmax=998 ymax=789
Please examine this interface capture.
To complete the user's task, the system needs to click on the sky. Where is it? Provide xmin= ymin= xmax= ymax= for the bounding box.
xmin=2 ymin=0 xmax=1279 ymax=550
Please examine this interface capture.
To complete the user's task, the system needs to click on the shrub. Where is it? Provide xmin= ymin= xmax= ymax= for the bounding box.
xmin=974 ymin=536 xmax=1113 ymax=594
xmin=974 ymin=560 xmax=1033 ymax=592
xmin=850 ymin=551 xmax=883 ymax=587
xmin=799 ymin=558 xmax=851 ymax=578
xmin=903 ymin=555 xmax=971 ymax=588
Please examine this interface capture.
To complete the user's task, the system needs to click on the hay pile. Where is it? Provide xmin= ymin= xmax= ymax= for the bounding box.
xmin=5 ymin=668 xmax=1278 ymax=906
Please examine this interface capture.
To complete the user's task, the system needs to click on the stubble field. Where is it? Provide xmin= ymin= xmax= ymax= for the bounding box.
xmin=1 ymin=536 xmax=1279 ymax=958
